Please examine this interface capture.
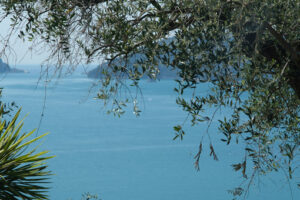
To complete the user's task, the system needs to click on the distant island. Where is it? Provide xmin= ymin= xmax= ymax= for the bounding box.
xmin=87 ymin=54 xmax=178 ymax=80
xmin=0 ymin=59 xmax=26 ymax=73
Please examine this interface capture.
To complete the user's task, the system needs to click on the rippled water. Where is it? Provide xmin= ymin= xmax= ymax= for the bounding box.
xmin=1 ymin=71 xmax=299 ymax=200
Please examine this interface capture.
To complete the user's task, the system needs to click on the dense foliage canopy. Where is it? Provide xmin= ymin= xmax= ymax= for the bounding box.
xmin=0 ymin=0 xmax=299 ymax=197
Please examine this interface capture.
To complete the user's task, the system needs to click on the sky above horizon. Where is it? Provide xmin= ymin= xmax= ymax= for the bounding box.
xmin=0 ymin=19 xmax=48 ymax=66
xmin=0 ymin=20 xmax=100 ymax=71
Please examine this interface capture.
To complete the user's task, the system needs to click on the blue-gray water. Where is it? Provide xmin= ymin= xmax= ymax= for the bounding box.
xmin=1 ymin=71 xmax=299 ymax=200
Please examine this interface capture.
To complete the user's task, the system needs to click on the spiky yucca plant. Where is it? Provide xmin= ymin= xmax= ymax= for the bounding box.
xmin=0 ymin=109 xmax=53 ymax=200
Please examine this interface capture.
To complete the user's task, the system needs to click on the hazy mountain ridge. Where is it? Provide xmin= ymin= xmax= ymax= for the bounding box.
xmin=87 ymin=54 xmax=178 ymax=80
xmin=0 ymin=59 xmax=26 ymax=73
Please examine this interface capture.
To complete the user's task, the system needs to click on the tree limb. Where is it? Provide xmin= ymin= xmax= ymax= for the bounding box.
xmin=263 ymin=21 xmax=300 ymax=68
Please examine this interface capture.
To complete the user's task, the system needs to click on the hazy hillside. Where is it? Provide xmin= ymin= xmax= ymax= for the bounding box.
xmin=87 ymin=54 xmax=178 ymax=80
xmin=0 ymin=59 xmax=25 ymax=73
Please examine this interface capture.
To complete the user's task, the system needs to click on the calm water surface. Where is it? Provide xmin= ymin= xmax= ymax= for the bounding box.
xmin=1 ymin=71 xmax=299 ymax=200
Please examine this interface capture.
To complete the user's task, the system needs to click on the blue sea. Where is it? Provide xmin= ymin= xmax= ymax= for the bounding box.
xmin=1 ymin=68 xmax=299 ymax=200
